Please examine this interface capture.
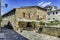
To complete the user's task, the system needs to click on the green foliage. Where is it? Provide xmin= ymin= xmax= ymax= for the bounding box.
xmin=40 ymin=18 xmax=43 ymax=20
xmin=46 ymin=22 xmax=58 ymax=25
xmin=29 ymin=21 xmax=36 ymax=28
xmin=39 ymin=21 xmax=45 ymax=25
xmin=54 ymin=20 xmax=59 ymax=24
xmin=54 ymin=20 xmax=59 ymax=22
xmin=30 ymin=21 xmax=36 ymax=25
xmin=50 ymin=21 xmax=54 ymax=23
xmin=46 ymin=20 xmax=60 ymax=25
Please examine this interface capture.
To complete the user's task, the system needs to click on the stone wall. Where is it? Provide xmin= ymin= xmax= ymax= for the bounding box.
xmin=37 ymin=8 xmax=47 ymax=21
xmin=40 ymin=27 xmax=60 ymax=37
xmin=15 ymin=7 xmax=47 ymax=32
xmin=1 ymin=7 xmax=47 ymax=32
xmin=16 ymin=8 xmax=37 ymax=20
xmin=16 ymin=7 xmax=47 ymax=20
xmin=1 ymin=11 xmax=16 ymax=30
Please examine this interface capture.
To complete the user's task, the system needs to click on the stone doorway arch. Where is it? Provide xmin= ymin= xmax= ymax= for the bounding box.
xmin=5 ymin=21 xmax=13 ymax=29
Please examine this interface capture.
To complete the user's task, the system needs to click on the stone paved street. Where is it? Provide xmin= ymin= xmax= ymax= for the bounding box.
xmin=0 ymin=27 xmax=60 ymax=40
xmin=20 ymin=31 xmax=60 ymax=40
xmin=1 ymin=28 xmax=29 ymax=40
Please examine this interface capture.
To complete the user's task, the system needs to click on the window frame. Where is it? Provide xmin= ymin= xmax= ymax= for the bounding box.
xmin=37 ymin=15 xmax=39 ymax=20
xmin=23 ymin=12 xmax=25 ymax=18
xmin=53 ymin=12 xmax=55 ymax=15
xmin=28 ymin=13 xmax=30 ymax=19
xmin=56 ymin=12 xmax=58 ymax=14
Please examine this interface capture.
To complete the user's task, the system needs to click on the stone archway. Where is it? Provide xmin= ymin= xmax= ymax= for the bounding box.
xmin=27 ymin=22 xmax=32 ymax=27
xmin=5 ymin=21 xmax=13 ymax=29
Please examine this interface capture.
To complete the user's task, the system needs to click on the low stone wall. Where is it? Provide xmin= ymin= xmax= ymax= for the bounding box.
xmin=40 ymin=27 xmax=60 ymax=37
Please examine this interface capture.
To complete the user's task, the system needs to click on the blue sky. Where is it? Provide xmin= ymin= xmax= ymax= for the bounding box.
xmin=1 ymin=0 xmax=60 ymax=15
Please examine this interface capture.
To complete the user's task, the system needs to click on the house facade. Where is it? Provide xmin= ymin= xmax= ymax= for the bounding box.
xmin=46 ymin=9 xmax=60 ymax=22
xmin=45 ymin=6 xmax=60 ymax=22
xmin=45 ymin=6 xmax=57 ymax=12
xmin=45 ymin=6 xmax=60 ymax=27
xmin=1 ymin=6 xmax=47 ymax=32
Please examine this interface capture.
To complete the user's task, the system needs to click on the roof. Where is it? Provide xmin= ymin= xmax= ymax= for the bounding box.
xmin=18 ymin=6 xmax=46 ymax=11
xmin=2 ymin=6 xmax=47 ymax=17
xmin=44 ymin=5 xmax=52 ymax=8
xmin=2 ymin=8 xmax=16 ymax=18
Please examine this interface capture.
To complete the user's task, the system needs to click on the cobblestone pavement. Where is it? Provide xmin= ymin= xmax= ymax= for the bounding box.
xmin=20 ymin=31 xmax=60 ymax=40
xmin=1 ymin=28 xmax=29 ymax=40
xmin=1 ymin=27 xmax=60 ymax=40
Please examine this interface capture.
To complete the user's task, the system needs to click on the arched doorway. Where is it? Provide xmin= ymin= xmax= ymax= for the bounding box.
xmin=27 ymin=22 xmax=32 ymax=27
xmin=5 ymin=21 xmax=13 ymax=29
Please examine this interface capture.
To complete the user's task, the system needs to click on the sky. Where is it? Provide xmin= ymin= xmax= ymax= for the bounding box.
xmin=1 ymin=0 xmax=60 ymax=15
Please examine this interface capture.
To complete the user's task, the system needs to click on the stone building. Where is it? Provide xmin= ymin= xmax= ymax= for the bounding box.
xmin=1 ymin=6 xmax=47 ymax=32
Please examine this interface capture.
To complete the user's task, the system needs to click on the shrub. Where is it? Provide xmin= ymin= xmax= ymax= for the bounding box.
xmin=46 ymin=20 xmax=60 ymax=25
xmin=39 ymin=21 xmax=45 ymax=25
xmin=29 ymin=21 xmax=36 ymax=28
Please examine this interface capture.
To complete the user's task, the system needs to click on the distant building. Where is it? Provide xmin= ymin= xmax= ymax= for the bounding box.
xmin=45 ymin=6 xmax=60 ymax=22
xmin=46 ymin=9 xmax=60 ymax=22
xmin=1 ymin=6 xmax=47 ymax=32
xmin=44 ymin=6 xmax=52 ymax=12
xmin=45 ymin=6 xmax=60 ymax=27
xmin=45 ymin=6 xmax=57 ymax=12
xmin=52 ymin=6 xmax=57 ymax=11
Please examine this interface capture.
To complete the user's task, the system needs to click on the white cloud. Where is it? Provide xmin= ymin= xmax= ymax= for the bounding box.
xmin=37 ymin=1 xmax=44 ymax=6
xmin=37 ymin=2 xmax=51 ymax=7
xmin=41 ymin=2 xmax=51 ymax=7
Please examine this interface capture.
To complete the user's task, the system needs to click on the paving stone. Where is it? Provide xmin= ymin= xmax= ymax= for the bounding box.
xmin=1 ymin=28 xmax=29 ymax=40
xmin=1 ymin=27 xmax=60 ymax=40
xmin=20 ymin=31 xmax=60 ymax=40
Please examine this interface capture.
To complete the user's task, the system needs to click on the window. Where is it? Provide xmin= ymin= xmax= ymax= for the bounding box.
xmin=37 ymin=15 xmax=39 ymax=20
xmin=56 ymin=12 xmax=58 ymax=14
xmin=50 ymin=9 xmax=51 ymax=11
xmin=53 ymin=12 xmax=55 ymax=15
xmin=23 ymin=12 xmax=25 ymax=17
xmin=28 ymin=13 xmax=30 ymax=19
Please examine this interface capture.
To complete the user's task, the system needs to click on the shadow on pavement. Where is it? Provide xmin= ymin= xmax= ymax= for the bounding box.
xmin=1 ymin=21 xmax=29 ymax=40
